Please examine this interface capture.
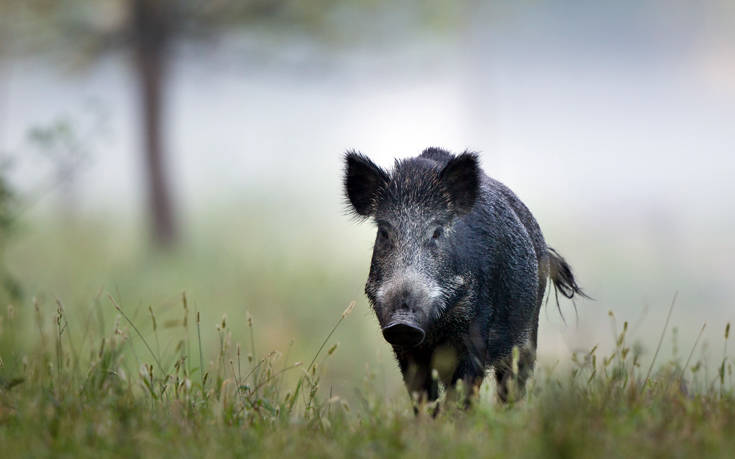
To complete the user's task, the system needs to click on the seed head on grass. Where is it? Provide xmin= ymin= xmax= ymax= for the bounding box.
xmin=247 ymin=311 xmax=255 ymax=365
xmin=287 ymin=301 xmax=356 ymax=416
xmin=309 ymin=301 xmax=356 ymax=372
xmin=342 ymin=301 xmax=356 ymax=319
xmin=196 ymin=310 xmax=205 ymax=395
xmin=109 ymin=294 xmax=165 ymax=377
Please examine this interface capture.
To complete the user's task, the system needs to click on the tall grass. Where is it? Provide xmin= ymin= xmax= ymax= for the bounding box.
xmin=0 ymin=290 xmax=733 ymax=457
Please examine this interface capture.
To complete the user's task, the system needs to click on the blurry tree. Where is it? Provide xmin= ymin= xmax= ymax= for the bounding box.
xmin=26 ymin=109 xmax=106 ymax=219
xmin=1 ymin=0 xmax=464 ymax=247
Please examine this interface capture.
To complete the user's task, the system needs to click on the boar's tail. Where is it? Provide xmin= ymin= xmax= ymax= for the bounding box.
xmin=546 ymin=247 xmax=590 ymax=321
xmin=547 ymin=248 xmax=587 ymax=299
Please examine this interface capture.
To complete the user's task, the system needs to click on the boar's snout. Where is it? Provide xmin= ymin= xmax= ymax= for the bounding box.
xmin=375 ymin=274 xmax=439 ymax=346
xmin=381 ymin=320 xmax=425 ymax=347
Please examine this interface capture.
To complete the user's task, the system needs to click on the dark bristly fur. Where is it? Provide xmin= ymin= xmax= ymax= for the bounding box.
xmin=344 ymin=150 xmax=390 ymax=219
xmin=343 ymin=147 xmax=586 ymax=406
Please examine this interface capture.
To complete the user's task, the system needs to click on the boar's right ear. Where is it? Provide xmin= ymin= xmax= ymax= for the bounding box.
xmin=439 ymin=152 xmax=480 ymax=216
xmin=344 ymin=151 xmax=390 ymax=218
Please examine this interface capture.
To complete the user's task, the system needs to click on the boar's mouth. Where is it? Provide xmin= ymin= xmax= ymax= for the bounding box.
xmin=381 ymin=320 xmax=425 ymax=347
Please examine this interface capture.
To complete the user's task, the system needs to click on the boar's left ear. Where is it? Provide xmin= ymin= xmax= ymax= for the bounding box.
xmin=439 ymin=152 xmax=480 ymax=215
xmin=344 ymin=151 xmax=390 ymax=218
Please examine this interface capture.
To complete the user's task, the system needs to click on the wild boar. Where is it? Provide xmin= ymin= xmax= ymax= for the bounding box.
xmin=344 ymin=147 xmax=586 ymax=404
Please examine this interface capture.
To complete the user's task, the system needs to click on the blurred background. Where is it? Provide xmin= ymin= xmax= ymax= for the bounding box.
xmin=1 ymin=0 xmax=733 ymax=398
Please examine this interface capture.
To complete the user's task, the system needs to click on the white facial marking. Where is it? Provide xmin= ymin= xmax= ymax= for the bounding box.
xmin=426 ymin=284 xmax=444 ymax=300
xmin=376 ymin=285 xmax=386 ymax=302
xmin=379 ymin=268 xmax=442 ymax=306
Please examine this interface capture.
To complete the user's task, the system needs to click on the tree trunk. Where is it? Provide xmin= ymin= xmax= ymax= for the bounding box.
xmin=132 ymin=0 xmax=176 ymax=247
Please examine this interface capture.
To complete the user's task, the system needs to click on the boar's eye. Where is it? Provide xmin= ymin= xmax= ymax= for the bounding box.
xmin=376 ymin=220 xmax=394 ymax=246
xmin=431 ymin=227 xmax=443 ymax=240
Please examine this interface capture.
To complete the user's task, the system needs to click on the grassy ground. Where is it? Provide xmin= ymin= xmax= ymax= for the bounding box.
xmin=0 ymin=294 xmax=732 ymax=458
xmin=0 ymin=213 xmax=733 ymax=457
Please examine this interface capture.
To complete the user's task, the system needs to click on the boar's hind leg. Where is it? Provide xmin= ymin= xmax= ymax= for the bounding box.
xmin=447 ymin=363 xmax=485 ymax=409
xmin=494 ymin=345 xmax=536 ymax=403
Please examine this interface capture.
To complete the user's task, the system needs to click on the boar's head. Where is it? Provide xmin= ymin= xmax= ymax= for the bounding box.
xmin=344 ymin=150 xmax=480 ymax=347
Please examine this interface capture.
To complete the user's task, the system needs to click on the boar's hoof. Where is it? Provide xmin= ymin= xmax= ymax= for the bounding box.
xmin=382 ymin=321 xmax=425 ymax=346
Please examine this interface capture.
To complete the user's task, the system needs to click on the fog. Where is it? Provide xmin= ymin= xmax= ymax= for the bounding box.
xmin=2 ymin=1 xmax=733 ymax=377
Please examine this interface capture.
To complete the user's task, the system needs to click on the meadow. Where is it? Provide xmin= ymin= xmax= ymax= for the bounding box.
xmin=3 ymin=1 xmax=734 ymax=455
xmin=0 ymin=208 xmax=733 ymax=458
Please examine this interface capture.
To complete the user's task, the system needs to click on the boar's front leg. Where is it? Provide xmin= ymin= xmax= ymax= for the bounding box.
xmin=398 ymin=353 xmax=439 ymax=409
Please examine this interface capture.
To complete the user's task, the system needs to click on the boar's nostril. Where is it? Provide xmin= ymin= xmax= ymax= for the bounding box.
xmin=381 ymin=321 xmax=425 ymax=347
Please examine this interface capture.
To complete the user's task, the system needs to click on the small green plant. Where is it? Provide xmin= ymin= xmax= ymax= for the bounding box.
xmin=0 ymin=166 xmax=21 ymax=305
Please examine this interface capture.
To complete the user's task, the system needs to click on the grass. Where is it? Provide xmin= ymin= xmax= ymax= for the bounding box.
xmin=0 ymin=213 xmax=733 ymax=457
xmin=0 ymin=287 xmax=733 ymax=458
